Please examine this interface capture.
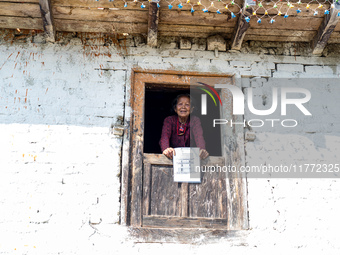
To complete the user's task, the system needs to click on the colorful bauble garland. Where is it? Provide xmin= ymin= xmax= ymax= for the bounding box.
xmin=95 ymin=0 xmax=340 ymax=24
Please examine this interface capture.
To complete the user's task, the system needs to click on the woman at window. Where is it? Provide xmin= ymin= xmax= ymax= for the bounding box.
xmin=159 ymin=94 xmax=209 ymax=160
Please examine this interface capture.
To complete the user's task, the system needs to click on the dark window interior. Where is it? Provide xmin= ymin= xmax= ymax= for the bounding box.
xmin=144 ymin=84 xmax=221 ymax=156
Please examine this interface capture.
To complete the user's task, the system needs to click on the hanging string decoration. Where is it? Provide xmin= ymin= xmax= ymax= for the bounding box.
xmin=96 ymin=0 xmax=340 ymax=24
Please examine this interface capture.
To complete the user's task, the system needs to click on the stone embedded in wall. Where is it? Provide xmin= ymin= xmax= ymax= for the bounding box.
xmin=245 ymin=131 xmax=256 ymax=141
xmin=244 ymin=41 xmax=313 ymax=56
xmin=230 ymin=61 xmax=251 ymax=68
xmin=276 ymin=64 xmax=304 ymax=73
xmin=33 ymin=33 xmax=45 ymax=44
xmin=159 ymin=37 xmax=178 ymax=49
xmin=322 ymin=44 xmax=340 ymax=57
xmin=207 ymin=35 xmax=227 ymax=52
xmin=85 ymin=38 xmax=105 ymax=46
xmin=119 ymin=37 xmax=135 ymax=47
xmin=69 ymin=38 xmax=83 ymax=46
xmin=180 ymin=38 xmax=192 ymax=50
xmin=134 ymin=35 xmax=146 ymax=46
xmin=304 ymin=65 xmax=336 ymax=75
xmin=191 ymin=38 xmax=206 ymax=51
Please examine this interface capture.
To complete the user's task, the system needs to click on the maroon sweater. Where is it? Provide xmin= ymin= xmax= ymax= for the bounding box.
xmin=159 ymin=115 xmax=206 ymax=152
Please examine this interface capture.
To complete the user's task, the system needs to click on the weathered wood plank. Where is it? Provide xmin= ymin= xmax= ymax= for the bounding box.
xmin=129 ymin=72 xmax=148 ymax=227
xmin=246 ymin=28 xmax=316 ymax=37
xmin=147 ymin=1 xmax=159 ymax=48
xmin=328 ymin=37 xmax=340 ymax=43
xmin=159 ymin=31 xmax=233 ymax=38
xmin=158 ymin=24 xmax=234 ymax=34
xmin=129 ymin=227 xmax=244 ymax=243
xmin=53 ymin=0 xmax=144 ymax=9
xmin=330 ymin=31 xmax=340 ymax=37
xmin=53 ymin=6 xmax=148 ymax=23
xmin=0 ymin=17 xmax=321 ymax=38
xmin=255 ymin=3 xmax=329 ymax=17
xmin=181 ymin=183 xmax=188 ymax=217
xmin=231 ymin=16 xmax=249 ymax=50
xmin=0 ymin=0 xmax=39 ymax=2
xmin=130 ymin=135 xmax=144 ymax=226
xmin=55 ymin=19 xmax=148 ymax=33
xmin=312 ymin=2 xmax=340 ymax=55
xmin=150 ymin=165 xmax=182 ymax=216
xmin=160 ymin=10 xmax=236 ymax=27
xmin=39 ymin=0 xmax=55 ymax=42
xmin=143 ymin=153 xmax=173 ymax=165
xmin=143 ymin=153 xmax=225 ymax=166
xmin=143 ymin=163 xmax=152 ymax=216
xmin=0 ymin=3 xmax=41 ymax=17
xmin=142 ymin=216 xmax=228 ymax=229
xmin=120 ymin=116 xmax=132 ymax=225
xmin=0 ymin=16 xmax=43 ymax=30
xmin=52 ymin=0 xmax=240 ymax=11
xmin=334 ymin=21 xmax=340 ymax=31
xmin=244 ymin=34 xmax=315 ymax=42
xmin=249 ymin=16 xmax=323 ymax=30
xmin=52 ymin=7 xmax=236 ymax=27
xmin=189 ymin=166 xmax=227 ymax=219
xmin=219 ymin=79 xmax=248 ymax=230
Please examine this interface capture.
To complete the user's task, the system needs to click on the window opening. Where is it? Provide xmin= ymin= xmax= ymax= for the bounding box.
xmin=143 ymin=84 xmax=221 ymax=156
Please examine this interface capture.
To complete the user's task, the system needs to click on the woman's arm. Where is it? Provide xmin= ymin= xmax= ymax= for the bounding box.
xmin=159 ymin=116 xmax=173 ymax=153
xmin=192 ymin=116 xmax=209 ymax=159
xmin=191 ymin=116 xmax=206 ymax=150
xmin=160 ymin=117 xmax=176 ymax=159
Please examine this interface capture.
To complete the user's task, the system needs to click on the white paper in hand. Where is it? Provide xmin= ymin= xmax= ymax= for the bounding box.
xmin=173 ymin=147 xmax=201 ymax=183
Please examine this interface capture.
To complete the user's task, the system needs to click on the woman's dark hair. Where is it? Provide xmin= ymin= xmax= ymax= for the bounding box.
xmin=171 ymin=94 xmax=196 ymax=114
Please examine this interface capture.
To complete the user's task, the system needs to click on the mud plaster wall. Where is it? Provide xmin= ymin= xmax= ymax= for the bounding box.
xmin=0 ymin=30 xmax=339 ymax=254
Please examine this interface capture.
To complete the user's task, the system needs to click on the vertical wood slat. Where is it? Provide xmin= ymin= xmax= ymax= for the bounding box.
xmin=130 ymin=72 xmax=146 ymax=227
xmin=219 ymin=76 xmax=248 ymax=230
xmin=131 ymin=135 xmax=144 ymax=226
xmin=181 ymin=183 xmax=188 ymax=217
xmin=39 ymin=0 xmax=55 ymax=42
xmin=120 ymin=70 xmax=134 ymax=226
xmin=147 ymin=1 xmax=159 ymax=47
xmin=312 ymin=2 xmax=340 ymax=55
xmin=143 ymin=163 xmax=152 ymax=216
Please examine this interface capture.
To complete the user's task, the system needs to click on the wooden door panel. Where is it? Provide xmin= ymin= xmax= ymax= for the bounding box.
xmin=150 ymin=165 xmax=182 ymax=216
xmin=143 ymin=162 xmax=185 ymax=217
xmin=188 ymin=170 xmax=227 ymax=218
xmin=142 ymin=153 xmax=227 ymax=228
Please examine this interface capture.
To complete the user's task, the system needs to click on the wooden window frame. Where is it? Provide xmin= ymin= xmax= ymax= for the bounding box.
xmin=120 ymin=69 xmax=248 ymax=242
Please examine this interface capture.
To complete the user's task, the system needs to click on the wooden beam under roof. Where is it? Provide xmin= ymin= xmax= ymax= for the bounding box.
xmin=39 ymin=0 xmax=55 ymax=42
xmin=147 ymin=1 xmax=159 ymax=47
xmin=312 ymin=1 xmax=340 ymax=55
xmin=230 ymin=0 xmax=255 ymax=51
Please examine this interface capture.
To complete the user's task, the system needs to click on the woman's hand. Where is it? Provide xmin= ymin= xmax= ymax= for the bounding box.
xmin=163 ymin=147 xmax=175 ymax=159
xmin=199 ymin=149 xmax=209 ymax=160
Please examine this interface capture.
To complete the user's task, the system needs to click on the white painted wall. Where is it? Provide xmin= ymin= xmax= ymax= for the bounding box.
xmin=0 ymin=33 xmax=339 ymax=254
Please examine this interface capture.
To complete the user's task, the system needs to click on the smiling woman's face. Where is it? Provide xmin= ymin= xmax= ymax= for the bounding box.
xmin=175 ymin=96 xmax=192 ymax=119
